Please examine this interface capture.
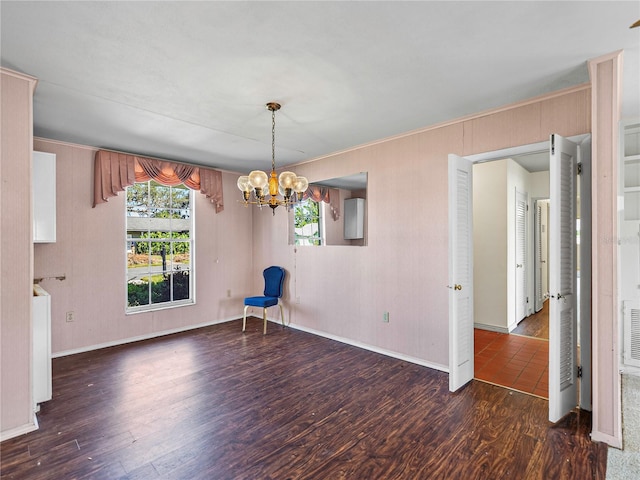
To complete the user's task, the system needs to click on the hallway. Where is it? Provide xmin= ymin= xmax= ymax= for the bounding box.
xmin=474 ymin=301 xmax=549 ymax=399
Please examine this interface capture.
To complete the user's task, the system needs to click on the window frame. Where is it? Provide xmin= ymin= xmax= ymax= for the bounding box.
xmin=125 ymin=180 xmax=195 ymax=314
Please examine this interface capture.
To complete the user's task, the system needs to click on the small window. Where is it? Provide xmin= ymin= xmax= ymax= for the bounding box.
xmin=126 ymin=181 xmax=194 ymax=312
xmin=294 ymin=199 xmax=322 ymax=246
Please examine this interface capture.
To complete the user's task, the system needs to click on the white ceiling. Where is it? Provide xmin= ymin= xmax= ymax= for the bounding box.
xmin=1 ymin=1 xmax=638 ymax=173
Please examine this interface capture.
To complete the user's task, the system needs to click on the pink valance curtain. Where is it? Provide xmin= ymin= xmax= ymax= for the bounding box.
xmin=304 ymin=185 xmax=340 ymax=220
xmin=93 ymin=150 xmax=224 ymax=213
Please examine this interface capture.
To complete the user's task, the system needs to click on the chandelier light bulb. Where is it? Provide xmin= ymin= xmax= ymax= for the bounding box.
xmin=293 ymin=176 xmax=309 ymax=193
xmin=237 ymin=175 xmax=251 ymax=192
xmin=248 ymin=170 xmax=269 ymax=190
xmin=278 ymin=171 xmax=297 ymax=189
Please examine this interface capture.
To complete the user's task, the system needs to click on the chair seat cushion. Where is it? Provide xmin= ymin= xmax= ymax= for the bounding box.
xmin=244 ymin=296 xmax=279 ymax=308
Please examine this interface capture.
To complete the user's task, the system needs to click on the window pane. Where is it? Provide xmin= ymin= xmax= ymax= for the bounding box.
xmin=150 ymin=183 xmax=171 ymax=208
xmin=126 ymin=183 xmax=148 ymax=210
xmin=172 ymin=187 xmax=190 ymax=209
xmin=172 ymin=271 xmax=190 ymax=301
xmin=151 ymin=274 xmax=171 ymax=304
xmin=174 ymin=241 xmax=190 ymax=270
xmin=128 ymin=278 xmax=150 ymax=307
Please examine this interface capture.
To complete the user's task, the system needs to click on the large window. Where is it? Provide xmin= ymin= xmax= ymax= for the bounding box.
xmin=294 ymin=199 xmax=322 ymax=246
xmin=126 ymin=181 xmax=194 ymax=311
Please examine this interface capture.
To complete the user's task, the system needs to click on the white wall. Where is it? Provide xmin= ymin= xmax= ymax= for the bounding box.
xmin=473 ymin=160 xmax=508 ymax=330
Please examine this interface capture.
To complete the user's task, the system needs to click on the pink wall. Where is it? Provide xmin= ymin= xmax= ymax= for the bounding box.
xmin=33 ymin=139 xmax=254 ymax=355
xmin=252 ymin=86 xmax=592 ymax=369
xmin=1 ymin=68 xmax=38 ymax=437
xmin=589 ymin=51 xmax=623 ymax=447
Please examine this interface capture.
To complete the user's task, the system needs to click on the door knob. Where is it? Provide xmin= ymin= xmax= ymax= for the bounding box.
xmin=454 ymin=284 xmax=462 ymax=291
xmin=516 ymin=264 xmax=523 ymax=268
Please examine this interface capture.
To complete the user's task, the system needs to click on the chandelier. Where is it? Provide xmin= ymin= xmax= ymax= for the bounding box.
xmin=237 ymin=102 xmax=308 ymax=214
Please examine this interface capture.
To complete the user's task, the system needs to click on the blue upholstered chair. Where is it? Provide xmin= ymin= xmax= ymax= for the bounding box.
xmin=242 ymin=266 xmax=286 ymax=335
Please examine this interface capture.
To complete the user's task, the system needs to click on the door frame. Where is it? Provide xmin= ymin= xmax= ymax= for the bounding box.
xmin=448 ymin=134 xmax=592 ymax=414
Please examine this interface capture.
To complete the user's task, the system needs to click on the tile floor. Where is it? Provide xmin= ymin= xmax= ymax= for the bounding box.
xmin=474 ymin=328 xmax=549 ymax=399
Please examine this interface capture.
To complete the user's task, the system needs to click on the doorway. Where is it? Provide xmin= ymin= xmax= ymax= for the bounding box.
xmin=448 ymin=134 xmax=592 ymax=422
xmin=470 ymin=156 xmax=551 ymax=398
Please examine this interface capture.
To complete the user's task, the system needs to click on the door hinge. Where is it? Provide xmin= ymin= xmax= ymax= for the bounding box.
xmin=577 ymin=366 xmax=583 ymax=378
xmin=551 ymin=134 xmax=555 ymax=155
xmin=577 ymin=162 xmax=582 ymax=175
xmin=526 ymin=296 xmax=529 ymax=303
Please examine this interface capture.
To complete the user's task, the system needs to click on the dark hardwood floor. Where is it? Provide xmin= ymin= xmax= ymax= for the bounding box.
xmin=1 ymin=318 xmax=606 ymax=479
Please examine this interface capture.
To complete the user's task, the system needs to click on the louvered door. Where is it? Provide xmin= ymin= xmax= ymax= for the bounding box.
xmin=448 ymin=154 xmax=474 ymax=392
xmin=534 ymin=201 xmax=544 ymax=312
xmin=549 ymin=134 xmax=579 ymax=423
xmin=515 ymin=190 xmax=527 ymax=322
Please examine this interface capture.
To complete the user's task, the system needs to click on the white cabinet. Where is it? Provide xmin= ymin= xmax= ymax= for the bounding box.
xmin=344 ymin=198 xmax=365 ymax=240
xmin=33 ymin=151 xmax=56 ymax=243
xmin=32 ymin=284 xmax=52 ymax=407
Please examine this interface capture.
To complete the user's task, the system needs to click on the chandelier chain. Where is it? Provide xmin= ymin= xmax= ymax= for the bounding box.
xmin=271 ymin=108 xmax=276 ymax=172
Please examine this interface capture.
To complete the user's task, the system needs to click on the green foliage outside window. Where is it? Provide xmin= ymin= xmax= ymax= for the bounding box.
xmin=127 ymin=271 xmax=190 ymax=307
xmin=294 ymin=200 xmax=321 ymax=246
xmin=132 ymin=231 xmax=190 ymax=255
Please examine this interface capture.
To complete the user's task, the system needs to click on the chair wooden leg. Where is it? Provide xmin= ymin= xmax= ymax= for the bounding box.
xmin=263 ymin=307 xmax=268 ymax=335
xmin=279 ymin=303 xmax=285 ymax=328
xmin=242 ymin=305 xmax=249 ymax=332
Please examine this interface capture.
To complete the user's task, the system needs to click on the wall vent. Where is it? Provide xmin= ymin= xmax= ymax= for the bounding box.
xmin=624 ymin=300 xmax=640 ymax=367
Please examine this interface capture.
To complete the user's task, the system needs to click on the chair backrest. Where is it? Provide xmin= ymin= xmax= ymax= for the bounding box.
xmin=263 ymin=266 xmax=285 ymax=298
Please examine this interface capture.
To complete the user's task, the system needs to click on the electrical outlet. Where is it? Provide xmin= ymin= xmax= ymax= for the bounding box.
xmin=295 ymin=296 xmax=301 ymax=304
xmin=383 ymin=312 xmax=389 ymax=323
xmin=66 ymin=311 xmax=75 ymax=322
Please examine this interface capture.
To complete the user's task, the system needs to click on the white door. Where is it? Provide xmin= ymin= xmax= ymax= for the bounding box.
xmin=448 ymin=154 xmax=474 ymax=392
xmin=549 ymin=134 xmax=579 ymax=423
xmin=515 ymin=190 xmax=528 ymax=322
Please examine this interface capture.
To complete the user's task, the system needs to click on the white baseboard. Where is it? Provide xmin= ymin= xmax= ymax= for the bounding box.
xmin=0 ymin=415 xmax=38 ymax=442
xmin=53 ymin=315 xmax=243 ymax=358
xmin=54 ymin=314 xmax=448 ymax=376
xmin=278 ymin=319 xmax=449 ymax=373
xmin=474 ymin=323 xmax=509 ymax=334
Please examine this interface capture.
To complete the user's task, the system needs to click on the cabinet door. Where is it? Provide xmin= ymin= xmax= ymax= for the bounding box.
xmin=33 ymin=151 xmax=56 ymax=242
